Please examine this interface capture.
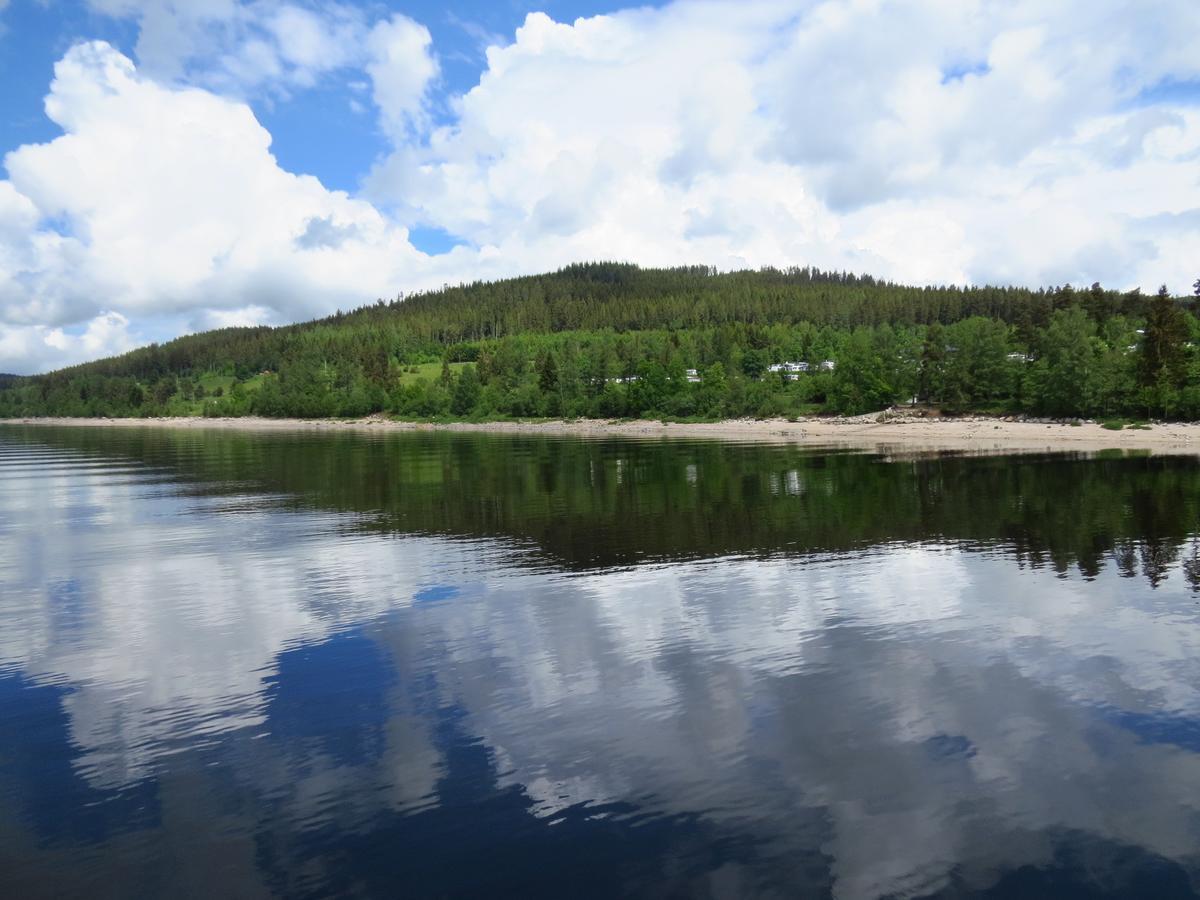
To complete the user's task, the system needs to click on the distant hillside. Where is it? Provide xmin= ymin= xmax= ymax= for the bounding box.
xmin=0 ymin=262 xmax=1194 ymax=422
xmin=0 ymin=374 xmax=22 ymax=389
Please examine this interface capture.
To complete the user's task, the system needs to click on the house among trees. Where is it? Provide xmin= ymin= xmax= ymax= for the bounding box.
xmin=768 ymin=362 xmax=809 ymax=380
xmin=765 ymin=360 xmax=835 ymax=379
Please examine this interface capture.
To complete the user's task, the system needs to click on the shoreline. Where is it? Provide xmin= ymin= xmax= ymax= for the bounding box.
xmin=4 ymin=413 xmax=1200 ymax=455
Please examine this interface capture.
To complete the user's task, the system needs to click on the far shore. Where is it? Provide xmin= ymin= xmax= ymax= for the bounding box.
xmin=5 ymin=412 xmax=1200 ymax=455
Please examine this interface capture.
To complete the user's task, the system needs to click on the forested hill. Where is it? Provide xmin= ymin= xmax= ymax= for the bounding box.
xmin=1 ymin=262 xmax=1198 ymax=422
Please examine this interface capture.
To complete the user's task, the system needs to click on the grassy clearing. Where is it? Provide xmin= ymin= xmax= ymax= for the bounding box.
xmin=240 ymin=373 xmax=269 ymax=392
xmin=394 ymin=362 xmax=469 ymax=386
xmin=197 ymin=373 xmax=237 ymax=394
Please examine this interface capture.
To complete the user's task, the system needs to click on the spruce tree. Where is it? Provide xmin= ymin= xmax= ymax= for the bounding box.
xmin=1139 ymin=286 xmax=1188 ymax=389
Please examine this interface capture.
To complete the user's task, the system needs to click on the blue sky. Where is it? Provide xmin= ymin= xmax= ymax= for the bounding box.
xmin=0 ymin=0 xmax=1198 ymax=373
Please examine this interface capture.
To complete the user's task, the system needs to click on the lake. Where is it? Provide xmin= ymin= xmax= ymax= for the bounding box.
xmin=3 ymin=425 xmax=1200 ymax=898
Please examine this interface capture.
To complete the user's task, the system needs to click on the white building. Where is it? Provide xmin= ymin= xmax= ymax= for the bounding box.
xmin=767 ymin=361 xmax=811 ymax=378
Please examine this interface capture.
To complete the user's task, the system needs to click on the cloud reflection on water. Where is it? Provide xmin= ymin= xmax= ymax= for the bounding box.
xmin=3 ymin=431 xmax=1200 ymax=897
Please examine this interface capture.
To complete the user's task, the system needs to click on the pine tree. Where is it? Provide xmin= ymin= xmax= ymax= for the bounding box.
xmin=536 ymin=349 xmax=559 ymax=394
xmin=1139 ymin=286 xmax=1188 ymax=389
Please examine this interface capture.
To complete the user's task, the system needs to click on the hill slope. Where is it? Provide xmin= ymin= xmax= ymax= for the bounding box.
xmin=0 ymin=262 xmax=1195 ymax=421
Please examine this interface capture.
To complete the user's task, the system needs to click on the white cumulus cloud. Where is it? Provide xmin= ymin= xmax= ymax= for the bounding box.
xmin=366 ymin=13 xmax=439 ymax=142
xmin=82 ymin=0 xmax=370 ymax=95
xmin=0 ymin=312 xmax=137 ymax=374
xmin=0 ymin=40 xmax=435 ymax=372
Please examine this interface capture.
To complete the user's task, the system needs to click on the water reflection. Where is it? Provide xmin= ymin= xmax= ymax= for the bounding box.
xmin=3 ymin=426 xmax=1200 ymax=898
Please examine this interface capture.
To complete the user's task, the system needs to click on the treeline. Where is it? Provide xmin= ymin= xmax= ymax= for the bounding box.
xmin=1 ymin=264 xmax=1198 ymax=421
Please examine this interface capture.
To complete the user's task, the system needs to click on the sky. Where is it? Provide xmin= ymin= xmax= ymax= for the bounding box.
xmin=0 ymin=0 xmax=1198 ymax=374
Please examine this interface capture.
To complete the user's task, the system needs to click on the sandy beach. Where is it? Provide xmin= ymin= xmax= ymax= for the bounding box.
xmin=5 ymin=412 xmax=1200 ymax=455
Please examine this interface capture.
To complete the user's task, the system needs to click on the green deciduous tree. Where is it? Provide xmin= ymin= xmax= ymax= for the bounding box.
xmin=1027 ymin=307 xmax=1100 ymax=416
xmin=831 ymin=330 xmax=893 ymax=414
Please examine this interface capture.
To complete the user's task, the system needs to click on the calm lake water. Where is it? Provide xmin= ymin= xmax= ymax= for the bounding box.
xmin=4 ymin=425 xmax=1200 ymax=898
